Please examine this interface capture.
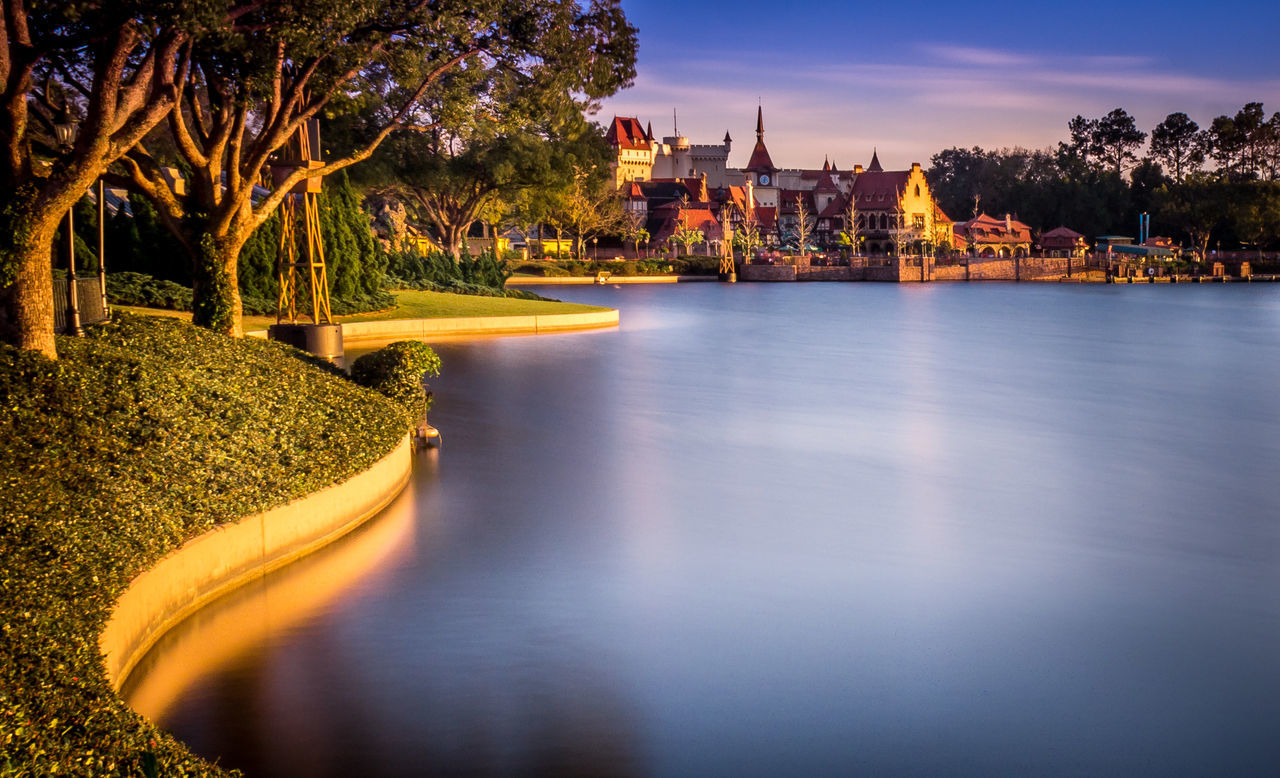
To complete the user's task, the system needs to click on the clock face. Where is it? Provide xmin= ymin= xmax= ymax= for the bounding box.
xmin=758 ymin=174 xmax=770 ymax=186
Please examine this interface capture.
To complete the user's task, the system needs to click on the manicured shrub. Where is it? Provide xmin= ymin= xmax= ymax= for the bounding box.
xmin=106 ymin=271 xmax=393 ymax=317
xmin=0 ymin=313 xmax=405 ymax=776
xmin=349 ymin=340 xmax=442 ymax=424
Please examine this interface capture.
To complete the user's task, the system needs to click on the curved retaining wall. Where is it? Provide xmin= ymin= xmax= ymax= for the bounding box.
xmin=337 ymin=309 xmax=618 ymax=345
xmin=100 ymin=435 xmax=414 ymax=690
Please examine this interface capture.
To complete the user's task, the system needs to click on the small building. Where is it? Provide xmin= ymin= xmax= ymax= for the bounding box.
xmin=954 ymin=213 xmax=1033 ymax=258
xmin=1040 ymin=226 xmax=1088 ymax=258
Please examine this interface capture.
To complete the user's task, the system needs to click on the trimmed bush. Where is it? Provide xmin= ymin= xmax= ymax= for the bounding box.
xmin=106 ymin=271 xmax=394 ymax=317
xmin=0 ymin=314 xmax=405 ymax=776
xmin=350 ymin=341 xmax=442 ymax=424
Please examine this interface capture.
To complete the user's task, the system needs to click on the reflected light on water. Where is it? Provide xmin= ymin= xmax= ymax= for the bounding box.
xmin=120 ymin=453 xmax=426 ymax=722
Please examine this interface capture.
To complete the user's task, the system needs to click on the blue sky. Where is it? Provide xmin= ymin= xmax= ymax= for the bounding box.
xmin=595 ymin=0 xmax=1280 ymax=171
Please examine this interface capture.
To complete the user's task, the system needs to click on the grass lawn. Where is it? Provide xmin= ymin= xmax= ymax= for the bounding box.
xmin=337 ymin=289 xmax=607 ymax=322
xmin=117 ymin=289 xmax=607 ymax=327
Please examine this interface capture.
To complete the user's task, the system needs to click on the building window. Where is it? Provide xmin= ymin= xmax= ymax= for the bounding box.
xmin=913 ymin=215 xmax=925 ymax=230
xmin=914 ymin=184 xmax=921 ymax=197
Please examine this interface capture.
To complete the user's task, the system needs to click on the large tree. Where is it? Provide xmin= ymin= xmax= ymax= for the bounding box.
xmin=1093 ymin=108 xmax=1146 ymax=176
xmin=0 ymin=1 xmax=199 ymax=357
xmin=1150 ymin=112 xmax=1204 ymax=184
xmin=371 ymin=93 xmax=608 ymax=255
xmin=119 ymin=0 xmax=636 ymax=336
xmin=548 ymin=162 xmax=626 ymax=259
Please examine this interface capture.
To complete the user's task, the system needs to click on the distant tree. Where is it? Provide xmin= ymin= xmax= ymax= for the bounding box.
xmin=1129 ymin=158 xmax=1168 ymax=221
xmin=551 ymin=164 xmax=627 ymax=258
xmin=792 ymin=193 xmax=815 ymax=257
xmin=1263 ymin=112 xmax=1280 ymax=181
xmin=1093 ymin=108 xmax=1147 ymax=176
xmin=1066 ymin=115 xmax=1100 ymax=169
xmin=1232 ymin=182 xmax=1280 ymax=256
xmin=839 ymin=193 xmax=859 ymax=256
xmin=732 ymin=202 xmax=762 ymax=259
xmin=927 ymin=146 xmax=989 ymax=215
xmin=1153 ymin=174 xmax=1230 ymax=259
xmin=622 ymin=210 xmax=649 ymax=257
xmin=673 ymin=225 xmax=704 ymax=256
xmin=1150 ymin=112 xmax=1205 ymax=183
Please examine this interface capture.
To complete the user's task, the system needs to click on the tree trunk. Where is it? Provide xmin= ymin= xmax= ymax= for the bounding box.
xmin=0 ymin=209 xmax=67 ymax=359
xmin=190 ymin=230 xmax=247 ymax=338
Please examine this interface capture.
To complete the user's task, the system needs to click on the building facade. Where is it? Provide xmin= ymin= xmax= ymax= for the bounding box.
xmin=609 ymin=108 xmax=944 ymax=256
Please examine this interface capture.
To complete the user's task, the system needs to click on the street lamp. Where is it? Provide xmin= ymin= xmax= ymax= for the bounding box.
xmin=53 ymin=103 xmax=78 ymax=150
xmin=55 ymin=106 xmax=82 ymax=335
xmin=592 ymin=236 xmax=598 ymax=260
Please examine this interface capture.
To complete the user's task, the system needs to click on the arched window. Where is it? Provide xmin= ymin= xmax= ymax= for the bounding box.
xmin=879 ymin=214 xmax=888 ymax=230
xmin=857 ymin=214 xmax=866 ymax=230
xmin=914 ymin=184 xmax=921 ymax=197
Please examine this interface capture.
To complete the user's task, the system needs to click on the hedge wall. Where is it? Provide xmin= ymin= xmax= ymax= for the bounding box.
xmin=0 ymin=315 xmax=407 ymax=776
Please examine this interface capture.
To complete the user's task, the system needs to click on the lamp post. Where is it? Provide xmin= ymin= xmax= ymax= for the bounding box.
xmin=592 ymin=236 xmax=598 ymax=260
xmin=54 ymin=105 xmax=82 ymax=335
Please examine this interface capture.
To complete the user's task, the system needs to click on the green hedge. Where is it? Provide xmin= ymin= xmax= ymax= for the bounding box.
xmin=350 ymin=341 xmax=441 ymax=425
xmin=0 ymin=314 xmax=406 ymax=776
xmin=105 ymin=271 xmax=395 ymax=317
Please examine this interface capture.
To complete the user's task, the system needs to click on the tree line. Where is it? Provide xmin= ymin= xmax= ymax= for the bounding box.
xmin=927 ymin=104 xmax=1280 ymax=258
xmin=0 ymin=0 xmax=637 ymax=359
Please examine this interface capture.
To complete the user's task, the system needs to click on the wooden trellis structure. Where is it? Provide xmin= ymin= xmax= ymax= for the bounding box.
xmin=271 ymin=118 xmax=331 ymax=324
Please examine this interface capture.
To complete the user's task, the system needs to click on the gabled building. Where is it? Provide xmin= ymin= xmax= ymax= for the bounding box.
xmin=846 ymin=155 xmax=937 ymax=255
xmin=606 ymin=114 xmax=733 ymax=187
xmin=954 ymin=213 xmax=1033 ymax=257
xmin=1040 ymin=226 xmax=1088 ymax=258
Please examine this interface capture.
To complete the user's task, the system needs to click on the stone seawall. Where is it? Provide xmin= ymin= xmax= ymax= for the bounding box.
xmin=933 ymin=257 xmax=1081 ymax=281
xmin=740 ymin=264 xmax=797 ymax=281
xmin=101 ymin=435 xmax=414 ymax=690
xmin=742 ymin=259 xmax=933 ymax=283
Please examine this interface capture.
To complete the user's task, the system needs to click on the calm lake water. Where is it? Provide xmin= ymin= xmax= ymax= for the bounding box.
xmin=126 ymin=283 xmax=1280 ymax=776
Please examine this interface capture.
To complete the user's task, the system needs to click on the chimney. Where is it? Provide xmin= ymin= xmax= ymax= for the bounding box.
xmin=1005 ymin=214 xmax=1012 ymax=232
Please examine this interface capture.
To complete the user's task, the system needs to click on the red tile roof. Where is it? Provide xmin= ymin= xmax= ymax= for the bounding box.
xmin=1041 ymin=226 xmax=1083 ymax=240
xmin=746 ymin=139 xmax=775 ymax=171
xmin=851 ymin=171 xmax=909 ymax=207
xmin=954 ymin=213 xmax=1032 ymax=244
xmin=606 ymin=116 xmax=649 ymax=151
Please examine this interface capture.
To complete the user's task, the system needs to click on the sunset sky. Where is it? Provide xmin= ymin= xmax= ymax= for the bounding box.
xmin=596 ymin=0 xmax=1280 ymax=171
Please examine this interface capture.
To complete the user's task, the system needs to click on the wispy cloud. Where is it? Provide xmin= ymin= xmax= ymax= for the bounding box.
xmin=598 ymin=41 xmax=1280 ymax=168
xmin=923 ymin=45 xmax=1037 ymax=67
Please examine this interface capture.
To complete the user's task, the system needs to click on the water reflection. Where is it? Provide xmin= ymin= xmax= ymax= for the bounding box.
xmin=140 ymin=284 xmax=1280 ymax=776
xmin=121 ymin=453 xmax=428 ymax=723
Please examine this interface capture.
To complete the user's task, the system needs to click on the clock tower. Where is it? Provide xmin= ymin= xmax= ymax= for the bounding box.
xmin=744 ymin=106 xmax=778 ymax=205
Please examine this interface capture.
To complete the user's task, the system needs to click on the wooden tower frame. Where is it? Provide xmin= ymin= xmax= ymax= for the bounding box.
xmin=272 ymin=118 xmax=331 ymax=324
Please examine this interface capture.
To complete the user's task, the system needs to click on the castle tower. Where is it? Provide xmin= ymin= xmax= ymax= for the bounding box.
xmin=744 ymin=106 xmax=777 ymax=193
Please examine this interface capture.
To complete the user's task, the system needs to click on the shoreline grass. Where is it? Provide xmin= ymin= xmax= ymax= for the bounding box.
xmin=116 ymin=288 xmax=607 ymax=329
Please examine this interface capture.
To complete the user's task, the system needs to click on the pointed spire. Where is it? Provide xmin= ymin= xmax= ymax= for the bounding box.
xmin=868 ymin=147 xmax=883 ymax=172
xmin=724 ymin=129 xmax=732 ymax=144
xmin=831 ymin=159 xmax=837 ymax=171
xmin=756 ymin=105 xmax=764 ymax=141
xmin=823 ymin=156 xmax=830 ymax=171
xmin=645 ymin=121 xmax=653 ymax=141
